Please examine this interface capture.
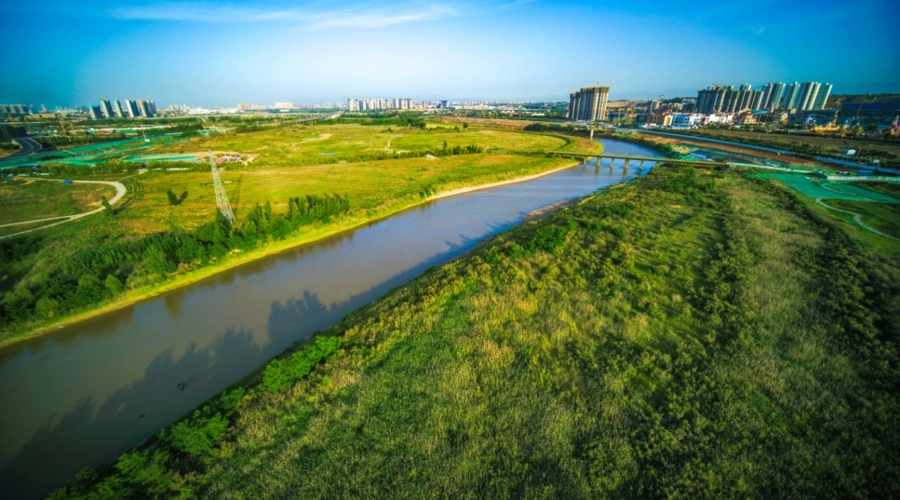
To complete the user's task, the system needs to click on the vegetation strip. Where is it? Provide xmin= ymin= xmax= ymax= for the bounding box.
xmin=51 ymin=165 xmax=899 ymax=498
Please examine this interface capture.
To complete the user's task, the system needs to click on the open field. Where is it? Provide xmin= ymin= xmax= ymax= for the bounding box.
xmin=103 ymin=153 xmax=576 ymax=234
xmin=140 ymin=122 xmax=588 ymax=167
xmin=0 ymin=180 xmax=116 ymax=225
xmin=0 ymin=123 xmax=583 ymax=346
xmin=53 ymin=166 xmax=900 ymax=499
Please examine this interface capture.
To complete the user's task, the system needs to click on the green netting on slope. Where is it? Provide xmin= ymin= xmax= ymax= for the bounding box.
xmin=121 ymin=153 xmax=204 ymax=163
xmin=822 ymin=182 xmax=900 ymax=203
xmin=749 ymin=173 xmax=899 ymax=203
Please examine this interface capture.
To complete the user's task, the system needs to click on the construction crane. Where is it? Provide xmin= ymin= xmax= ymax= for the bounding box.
xmin=56 ymin=115 xmax=73 ymax=135
xmin=209 ymin=151 xmax=236 ymax=224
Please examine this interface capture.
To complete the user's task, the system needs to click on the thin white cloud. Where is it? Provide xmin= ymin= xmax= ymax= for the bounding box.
xmin=304 ymin=5 xmax=456 ymax=30
xmin=107 ymin=2 xmax=459 ymax=29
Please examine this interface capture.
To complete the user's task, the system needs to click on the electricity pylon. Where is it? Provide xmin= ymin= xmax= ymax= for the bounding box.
xmin=209 ymin=151 xmax=235 ymax=224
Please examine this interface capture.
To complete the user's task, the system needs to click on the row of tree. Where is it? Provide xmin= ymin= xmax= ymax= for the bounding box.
xmin=0 ymin=193 xmax=352 ymax=330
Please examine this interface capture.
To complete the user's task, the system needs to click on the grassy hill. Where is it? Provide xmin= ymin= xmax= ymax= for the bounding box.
xmin=53 ymin=166 xmax=900 ymax=499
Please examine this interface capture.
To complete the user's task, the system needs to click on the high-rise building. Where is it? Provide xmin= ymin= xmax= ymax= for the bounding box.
xmin=99 ymin=98 xmax=114 ymax=118
xmin=697 ymin=85 xmax=726 ymax=114
xmin=123 ymin=99 xmax=137 ymax=117
xmin=89 ymin=105 xmax=103 ymax=120
xmin=722 ymin=86 xmax=739 ymax=113
xmin=748 ymin=90 xmax=763 ymax=110
xmin=275 ymin=101 xmax=293 ymax=109
xmin=813 ymin=83 xmax=832 ymax=110
xmin=567 ymin=86 xmax=610 ymax=121
xmin=781 ymin=82 xmax=801 ymax=110
xmin=143 ymin=100 xmax=157 ymax=117
xmin=798 ymin=81 xmax=821 ymax=111
xmin=762 ymin=82 xmax=786 ymax=110
xmin=112 ymin=100 xmax=124 ymax=117
xmin=737 ymin=88 xmax=753 ymax=111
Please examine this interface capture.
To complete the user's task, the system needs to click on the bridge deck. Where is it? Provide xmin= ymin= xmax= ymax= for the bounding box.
xmin=512 ymin=150 xmax=722 ymax=167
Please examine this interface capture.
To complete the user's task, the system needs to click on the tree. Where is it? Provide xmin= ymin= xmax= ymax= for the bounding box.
xmin=101 ymin=196 xmax=114 ymax=216
xmin=105 ymin=274 xmax=124 ymax=295
xmin=463 ymin=122 xmax=468 ymax=130
xmin=147 ymin=245 xmax=175 ymax=276
xmin=166 ymin=189 xmax=179 ymax=206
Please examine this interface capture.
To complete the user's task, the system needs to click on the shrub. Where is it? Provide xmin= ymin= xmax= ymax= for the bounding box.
xmin=263 ymin=336 xmax=341 ymax=392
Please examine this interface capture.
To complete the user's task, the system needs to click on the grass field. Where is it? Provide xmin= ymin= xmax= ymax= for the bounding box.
xmin=0 ymin=122 xmax=589 ymax=345
xmin=53 ymin=166 xmax=900 ymax=499
xmin=141 ymin=122 xmax=587 ymax=167
xmin=0 ymin=180 xmax=116 ymax=225
xmin=102 ymin=153 xmax=576 ymax=234
xmin=827 ymin=199 xmax=900 ymax=239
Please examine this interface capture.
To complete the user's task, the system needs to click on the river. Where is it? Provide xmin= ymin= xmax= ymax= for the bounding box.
xmin=0 ymin=138 xmax=664 ymax=498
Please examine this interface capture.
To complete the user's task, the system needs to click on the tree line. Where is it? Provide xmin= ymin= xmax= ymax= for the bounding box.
xmin=0 ymin=193 xmax=352 ymax=332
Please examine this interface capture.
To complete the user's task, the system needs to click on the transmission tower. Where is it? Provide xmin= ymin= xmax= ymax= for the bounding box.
xmin=209 ymin=151 xmax=235 ymax=224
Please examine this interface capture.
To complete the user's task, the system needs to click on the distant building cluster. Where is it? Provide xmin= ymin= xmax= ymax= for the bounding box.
xmin=90 ymin=98 xmax=158 ymax=120
xmin=347 ymin=98 xmax=418 ymax=111
xmin=567 ymin=86 xmax=610 ymax=121
xmin=165 ymin=104 xmax=191 ymax=112
xmin=696 ymin=81 xmax=832 ymax=114
xmin=0 ymin=104 xmax=30 ymax=116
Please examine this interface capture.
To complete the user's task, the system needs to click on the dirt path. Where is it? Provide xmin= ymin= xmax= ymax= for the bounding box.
xmin=815 ymin=198 xmax=899 ymax=241
xmin=0 ymin=179 xmax=127 ymax=239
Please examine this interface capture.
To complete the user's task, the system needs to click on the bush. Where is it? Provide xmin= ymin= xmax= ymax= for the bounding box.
xmin=263 ymin=336 xmax=341 ymax=392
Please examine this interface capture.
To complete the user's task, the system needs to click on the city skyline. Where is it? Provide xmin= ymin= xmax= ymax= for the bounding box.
xmin=1 ymin=0 xmax=898 ymax=108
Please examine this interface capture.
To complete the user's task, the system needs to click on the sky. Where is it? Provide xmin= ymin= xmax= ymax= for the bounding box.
xmin=0 ymin=0 xmax=898 ymax=108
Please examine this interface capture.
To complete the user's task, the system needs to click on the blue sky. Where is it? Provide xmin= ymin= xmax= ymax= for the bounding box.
xmin=1 ymin=0 xmax=897 ymax=107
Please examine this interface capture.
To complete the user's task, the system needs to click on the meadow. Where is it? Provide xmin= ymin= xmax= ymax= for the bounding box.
xmin=142 ymin=121 xmax=592 ymax=168
xmin=0 ymin=121 xmax=595 ymax=345
xmin=0 ymin=180 xmax=116 ymax=225
xmin=51 ymin=165 xmax=900 ymax=499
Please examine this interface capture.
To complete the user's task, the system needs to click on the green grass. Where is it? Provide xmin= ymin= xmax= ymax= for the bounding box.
xmin=109 ymin=153 xmax=575 ymax=233
xmin=827 ymin=199 xmax=900 ymax=238
xmin=749 ymin=173 xmax=899 ymax=202
xmin=0 ymin=128 xmax=582 ymax=345
xmin=140 ymin=122 xmax=579 ymax=167
xmin=53 ymin=167 xmax=900 ymax=499
xmin=0 ymin=179 xmax=116 ymax=224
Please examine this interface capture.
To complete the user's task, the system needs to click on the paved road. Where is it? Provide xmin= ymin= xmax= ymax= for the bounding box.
xmin=7 ymin=137 xmax=43 ymax=159
xmin=0 ymin=179 xmax=127 ymax=239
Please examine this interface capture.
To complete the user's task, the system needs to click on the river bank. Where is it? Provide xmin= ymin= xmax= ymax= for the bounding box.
xmin=0 ymin=158 xmax=586 ymax=349
xmin=49 ymin=163 xmax=900 ymax=499
xmin=0 ymin=138 xmax=663 ymax=499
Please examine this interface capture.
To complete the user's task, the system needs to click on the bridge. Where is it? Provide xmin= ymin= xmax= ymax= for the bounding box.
xmin=509 ymin=150 xmax=724 ymax=168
